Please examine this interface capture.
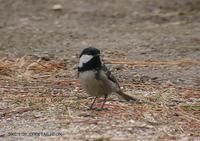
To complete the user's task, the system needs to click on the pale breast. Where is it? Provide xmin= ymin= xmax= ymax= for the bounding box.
xmin=79 ymin=70 xmax=114 ymax=97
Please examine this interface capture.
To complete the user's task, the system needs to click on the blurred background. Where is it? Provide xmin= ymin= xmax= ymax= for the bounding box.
xmin=0 ymin=0 xmax=200 ymax=59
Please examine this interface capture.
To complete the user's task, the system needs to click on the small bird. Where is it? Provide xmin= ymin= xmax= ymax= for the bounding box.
xmin=78 ymin=47 xmax=136 ymax=109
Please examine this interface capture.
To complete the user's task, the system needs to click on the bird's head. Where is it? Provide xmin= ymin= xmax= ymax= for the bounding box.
xmin=78 ymin=47 xmax=101 ymax=71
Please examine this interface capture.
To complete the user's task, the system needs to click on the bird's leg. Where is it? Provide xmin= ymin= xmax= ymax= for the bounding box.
xmin=90 ymin=97 xmax=97 ymax=110
xmin=101 ymin=95 xmax=108 ymax=109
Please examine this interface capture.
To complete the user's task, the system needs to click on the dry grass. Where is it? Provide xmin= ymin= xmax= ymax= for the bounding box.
xmin=0 ymin=57 xmax=200 ymax=140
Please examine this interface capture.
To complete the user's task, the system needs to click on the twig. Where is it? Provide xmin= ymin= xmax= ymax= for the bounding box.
xmin=35 ymin=58 xmax=49 ymax=69
xmin=104 ymin=59 xmax=200 ymax=66
xmin=2 ymin=105 xmax=40 ymax=117
xmin=67 ymin=107 xmax=72 ymax=117
xmin=175 ymin=107 xmax=200 ymax=123
xmin=52 ymin=79 xmax=79 ymax=85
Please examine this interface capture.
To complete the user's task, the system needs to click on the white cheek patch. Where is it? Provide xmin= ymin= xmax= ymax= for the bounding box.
xmin=79 ymin=55 xmax=93 ymax=67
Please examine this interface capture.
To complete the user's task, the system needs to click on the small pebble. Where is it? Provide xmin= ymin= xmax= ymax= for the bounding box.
xmin=52 ymin=4 xmax=62 ymax=11
xmin=73 ymin=87 xmax=80 ymax=92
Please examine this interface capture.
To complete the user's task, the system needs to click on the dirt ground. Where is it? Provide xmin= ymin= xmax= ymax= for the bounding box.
xmin=0 ymin=0 xmax=200 ymax=140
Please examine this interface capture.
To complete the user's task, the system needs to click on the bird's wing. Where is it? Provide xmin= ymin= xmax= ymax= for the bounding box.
xmin=101 ymin=64 xmax=137 ymax=102
xmin=101 ymin=64 xmax=120 ymax=88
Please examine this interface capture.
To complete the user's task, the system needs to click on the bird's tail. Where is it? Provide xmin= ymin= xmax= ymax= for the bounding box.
xmin=116 ymin=90 xmax=137 ymax=101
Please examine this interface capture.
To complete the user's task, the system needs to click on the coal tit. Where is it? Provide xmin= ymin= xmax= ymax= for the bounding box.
xmin=78 ymin=47 xmax=135 ymax=109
